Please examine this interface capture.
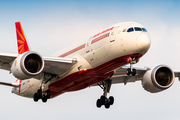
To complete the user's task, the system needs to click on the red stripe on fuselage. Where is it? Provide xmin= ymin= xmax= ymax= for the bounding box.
xmin=58 ymin=27 xmax=113 ymax=58
xmin=58 ymin=32 xmax=111 ymax=58
xmin=59 ymin=44 xmax=86 ymax=57
xmin=49 ymin=53 xmax=142 ymax=98
xmin=91 ymin=33 xmax=110 ymax=44
xmin=93 ymin=27 xmax=114 ymax=38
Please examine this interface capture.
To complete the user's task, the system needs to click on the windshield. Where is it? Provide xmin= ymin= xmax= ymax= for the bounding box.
xmin=127 ymin=28 xmax=134 ymax=32
xmin=127 ymin=27 xmax=147 ymax=32
xmin=142 ymin=28 xmax=147 ymax=32
xmin=134 ymin=27 xmax=142 ymax=31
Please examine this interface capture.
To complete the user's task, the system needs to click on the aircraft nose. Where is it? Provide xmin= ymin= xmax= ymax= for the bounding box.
xmin=136 ymin=33 xmax=151 ymax=51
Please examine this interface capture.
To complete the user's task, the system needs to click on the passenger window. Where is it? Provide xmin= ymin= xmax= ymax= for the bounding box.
xmin=142 ymin=28 xmax=147 ymax=32
xmin=127 ymin=28 xmax=134 ymax=32
xmin=134 ymin=27 xmax=142 ymax=31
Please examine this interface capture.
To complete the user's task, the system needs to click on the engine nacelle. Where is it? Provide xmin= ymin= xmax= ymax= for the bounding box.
xmin=11 ymin=51 xmax=44 ymax=80
xmin=142 ymin=65 xmax=175 ymax=93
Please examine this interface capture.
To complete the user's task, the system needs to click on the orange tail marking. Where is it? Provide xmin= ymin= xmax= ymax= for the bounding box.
xmin=15 ymin=22 xmax=30 ymax=54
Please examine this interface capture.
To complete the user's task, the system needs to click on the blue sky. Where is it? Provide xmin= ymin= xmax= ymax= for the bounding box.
xmin=0 ymin=0 xmax=180 ymax=120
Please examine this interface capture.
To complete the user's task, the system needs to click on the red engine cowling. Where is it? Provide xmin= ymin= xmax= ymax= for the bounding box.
xmin=142 ymin=65 xmax=175 ymax=93
xmin=11 ymin=51 xmax=44 ymax=80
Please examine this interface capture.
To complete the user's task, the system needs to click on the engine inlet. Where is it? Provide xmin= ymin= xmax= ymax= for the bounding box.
xmin=24 ymin=54 xmax=43 ymax=73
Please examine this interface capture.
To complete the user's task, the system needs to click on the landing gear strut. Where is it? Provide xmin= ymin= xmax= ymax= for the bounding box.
xmin=126 ymin=57 xmax=139 ymax=76
xmin=33 ymin=73 xmax=57 ymax=103
xmin=96 ymin=79 xmax=114 ymax=109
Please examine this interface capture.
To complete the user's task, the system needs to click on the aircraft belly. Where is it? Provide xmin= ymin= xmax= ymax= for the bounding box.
xmin=48 ymin=53 xmax=142 ymax=98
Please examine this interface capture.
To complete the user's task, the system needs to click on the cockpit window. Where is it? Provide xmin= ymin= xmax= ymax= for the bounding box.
xmin=142 ymin=28 xmax=147 ymax=32
xmin=126 ymin=27 xmax=147 ymax=33
xmin=127 ymin=28 xmax=134 ymax=32
xmin=134 ymin=27 xmax=142 ymax=31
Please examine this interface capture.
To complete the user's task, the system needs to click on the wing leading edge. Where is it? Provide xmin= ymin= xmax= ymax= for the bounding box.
xmin=0 ymin=52 xmax=77 ymax=76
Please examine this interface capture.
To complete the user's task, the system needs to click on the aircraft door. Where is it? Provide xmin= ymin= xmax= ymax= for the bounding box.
xmin=86 ymin=37 xmax=92 ymax=54
xmin=85 ymin=37 xmax=93 ymax=62
xmin=110 ymin=26 xmax=119 ymax=42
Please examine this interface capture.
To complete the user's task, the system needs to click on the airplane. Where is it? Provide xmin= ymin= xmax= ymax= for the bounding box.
xmin=0 ymin=21 xmax=178 ymax=109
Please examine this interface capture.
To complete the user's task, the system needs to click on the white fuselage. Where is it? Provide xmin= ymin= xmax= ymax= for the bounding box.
xmin=12 ymin=22 xmax=151 ymax=98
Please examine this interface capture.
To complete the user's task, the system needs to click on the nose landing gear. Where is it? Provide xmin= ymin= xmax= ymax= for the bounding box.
xmin=126 ymin=57 xmax=139 ymax=76
xmin=127 ymin=68 xmax=136 ymax=76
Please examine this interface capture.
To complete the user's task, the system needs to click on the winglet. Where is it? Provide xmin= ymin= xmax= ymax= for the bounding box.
xmin=15 ymin=22 xmax=30 ymax=54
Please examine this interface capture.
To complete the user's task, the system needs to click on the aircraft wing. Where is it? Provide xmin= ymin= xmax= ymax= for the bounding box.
xmin=0 ymin=53 xmax=77 ymax=76
xmin=0 ymin=22 xmax=76 ymax=78
xmin=0 ymin=53 xmax=18 ymax=71
xmin=173 ymin=70 xmax=180 ymax=80
xmin=111 ymin=66 xmax=180 ymax=85
xmin=111 ymin=66 xmax=150 ymax=85
xmin=43 ymin=57 xmax=77 ymax=75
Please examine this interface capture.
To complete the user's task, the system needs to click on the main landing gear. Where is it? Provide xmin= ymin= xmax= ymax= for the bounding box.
xmin=96 ymin=79 xmax=114 ymax=109
xmin=33 ymin=89 xmax=51 ymax=103
xmin=33 ymin=73 xmax=57 ymax=103
xmin=126 ymin=57 xmax=139 ymax=76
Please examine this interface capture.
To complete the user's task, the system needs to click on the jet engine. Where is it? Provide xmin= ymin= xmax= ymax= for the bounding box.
xmin=142 ymin=65 xmax=175 ymax=93
xmin=11 ymin=51 xmax=44 ymax=80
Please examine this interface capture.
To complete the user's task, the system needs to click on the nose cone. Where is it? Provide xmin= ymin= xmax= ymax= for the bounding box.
xmin=136 ymin=33 xmax=151 ymax=53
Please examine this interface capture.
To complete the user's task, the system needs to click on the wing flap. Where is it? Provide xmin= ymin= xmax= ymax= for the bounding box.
xmin=111 ymin=76 xmax=139 ymax=84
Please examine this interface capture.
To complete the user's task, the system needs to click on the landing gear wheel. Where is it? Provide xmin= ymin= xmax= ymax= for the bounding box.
xmin=96 ymin=99 xmax=102 ymax=108
xmin=100 ymin=95 xmax=106 ymax=105
xmin=105 ymin=102 xmax=110 ymax=109
xmin=33 ymin=93 xmax=38 ymax=102
xmin=97 ymin=79 xmax=114 ymax=109
xmin=42 ymin=97 xmax=47 ymax=103
xmin=37 ymin=89 xmax=42 ymax=99
xmin=127 ymin=68 xmax=136 ymax=76
xmin=127 ymin=68 xmax=131 ymax=76
xmin=46 ymin=90 xmax=51 ymax=99
xmin=132 ymin=69 xmax=136 ymax=76
xmin=109 ymin=96 xmax=114 ymax=105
